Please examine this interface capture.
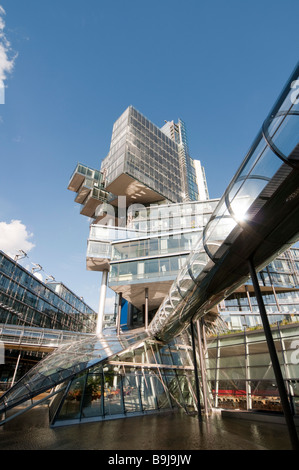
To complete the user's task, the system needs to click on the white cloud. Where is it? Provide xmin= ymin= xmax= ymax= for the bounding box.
xmin=0 ymin=220 xmax=35 ymax=258
xmin=0 ymin=5 xmax=17 ymax=100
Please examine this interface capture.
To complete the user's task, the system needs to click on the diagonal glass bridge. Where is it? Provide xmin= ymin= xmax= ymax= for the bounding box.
xmin=1 ymin=62 xmax=299 ymax=429
xmin=0 ymin=328 xmax=150 ymax=419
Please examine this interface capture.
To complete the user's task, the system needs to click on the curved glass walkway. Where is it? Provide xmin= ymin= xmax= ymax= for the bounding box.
xmin=0 ymin=329 xmax=148 ymax=416
xmin=1 ymin=62 xmax=299 ymax=423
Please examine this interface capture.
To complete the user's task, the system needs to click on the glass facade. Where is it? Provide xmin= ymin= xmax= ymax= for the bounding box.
xmin=86 ymin=199 xmax=218 ymax=315
xmin=125 ymin=107 xmax=183 ymax=202
xmin=206 ymin=323 xmax=299 ymax=415
xmin=160 ymin=118 xmax=207 ymax=201
xmin=0 ymin=251 xmax=96 ymax=333
xmin=0 ymin=329 xmax=148 ymax=415
xmin=110 ymin=255 xmax=188 ymax=285
xmin=111 ymin=233 xmax=201 ymax=262
xmin=101 ymin=106 xmax=201 ymax=203
xmin=178 ymin=118 xmax=199 ymax=201
xmin=49 ymin=332 xmax=198 ymax=425
xmin=1 ymin=312 xmax=298 ymax=425
xmin=101 ymin=108 xmax=130 ymax=188
xmin=0 ymin=250 xmax=97 ymax=392
xmin=0 ymin=324 xmax=90 ymax=392
xmin=218 ymin=247 xmax=299 ymax=330
xmin=68 ymin=163 xmax=110 ymax=218
xmin=126 ymin=200 xmax=217 ymax=234
xmin=68 ymin=163 xmax=104 ymax=189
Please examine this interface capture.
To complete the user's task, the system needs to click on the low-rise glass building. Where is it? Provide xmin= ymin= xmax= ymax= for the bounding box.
xmin=0 ymin=251 xmax=96 ymax=332
xmin=0 ymin=250 xmax=97 ymax=390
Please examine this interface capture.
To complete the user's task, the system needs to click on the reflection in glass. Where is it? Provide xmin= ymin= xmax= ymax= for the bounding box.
xmin=103 ymin=367 xmax=124 ymax=415
xmin=122 ymin=373 xmax=142 ymax=413
xmin=140 ymin=371 xmax=157 ymax=411
xmin=56 ymin=374 xmax=86 ymax=421
xmin=81 ymin=373 xmax=103 ymax=418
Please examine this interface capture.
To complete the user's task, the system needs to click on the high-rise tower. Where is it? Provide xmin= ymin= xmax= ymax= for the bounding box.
xmin=100 ymin=106 xmax=208 ymax=205
xmin=161 ymin=118 xmax=209 ymax=201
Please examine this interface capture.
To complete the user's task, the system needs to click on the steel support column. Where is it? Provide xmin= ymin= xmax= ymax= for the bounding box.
xmin=10 ymin=351 xmax=21 ymax=388
xmin=244 ymin=328 xmax=252 ymax=410
xmin=190 ymin=320 xmax=202 ymax=420
xmin=196 ymin=320 xmax=209 ymax=414
xmin=96 ymin=269 xmax=108 ymax=335
xmin=116 ymin=292 xmax=122 ymax=336
xmin=248 ymin=257 xmax=299 ymax=450
xmin=145 ymin=288 xmax=149 ymax=330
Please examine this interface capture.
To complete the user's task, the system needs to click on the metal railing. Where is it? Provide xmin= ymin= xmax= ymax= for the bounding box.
xmin=0 ymin=323 xmax=92 ymax=349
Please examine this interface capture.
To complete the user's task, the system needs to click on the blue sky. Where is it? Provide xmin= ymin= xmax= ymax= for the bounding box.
xmin=0 ymin=0 xmax=298 ymax=312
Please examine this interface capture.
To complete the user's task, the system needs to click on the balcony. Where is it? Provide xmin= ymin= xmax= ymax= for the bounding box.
xmin=68 ymin=163 xmax=103 ymax=192
xmin=80 ymin=187 xmax=109 ymax=218
xmin=86 ymin=240 xmax=111 ymax=271
xmin=68 ymin=163 xmax=111 ymax=218
xmin=89 ymin=224 xmax=141 ymax=242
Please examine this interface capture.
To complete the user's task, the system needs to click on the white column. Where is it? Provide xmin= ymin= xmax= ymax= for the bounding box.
xmin=96 ymin=269 xmax=108 ymax=335
xmin=116 ymin=292 xmax=122 ymax=336
xmin=196 ymin=320 xmax=209 ymax=415
xmin=145 ymin=288 xmax=149 ymax=330
xmin=10 ymin=351 xmax=21 ymax=388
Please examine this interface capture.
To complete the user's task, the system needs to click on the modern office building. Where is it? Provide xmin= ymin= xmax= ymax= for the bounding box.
xmin=99 ymin=106 xmax=208 ymax=206
xmin=0 ymin=250 xmax=97 ymax=332
xmin=0 ymin=250 xmax=97 ymax=391
xmin=67 ymin=105 xmax=299 ymax=336
xmin=68 ymin=106 xmax=212 ymax=334
xmin=218 ymin=247 xmax=299 ymax=330
xmin=1 ymin=63 xmax=299 ymax=443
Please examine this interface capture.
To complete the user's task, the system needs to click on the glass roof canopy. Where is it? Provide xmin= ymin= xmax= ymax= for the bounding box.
xmin=0 ymin=329 xmax=148 ymax=415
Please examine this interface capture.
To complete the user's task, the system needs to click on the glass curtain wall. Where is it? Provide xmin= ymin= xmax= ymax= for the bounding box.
xmin=126 ymin=200 xmax=218 ymax=234
xmin=125 ymin=107 xmax=182 ymax=203
xmin=100 ymin=108 xmax=129 ymax=186
xmin=206 ymin=323 xmax=299 ymax=414
xmin=0 ymin=251 xmax=96 ymax=333
xmin=218 ymin=246 xmax=299 ymax=330
xmin=109 ymin=255 xmax=188 ymax=284
xmin=112 ymin=232 xmax=203 ymax=261
xmin=50 ymin=334 xmax=199 ymax=425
